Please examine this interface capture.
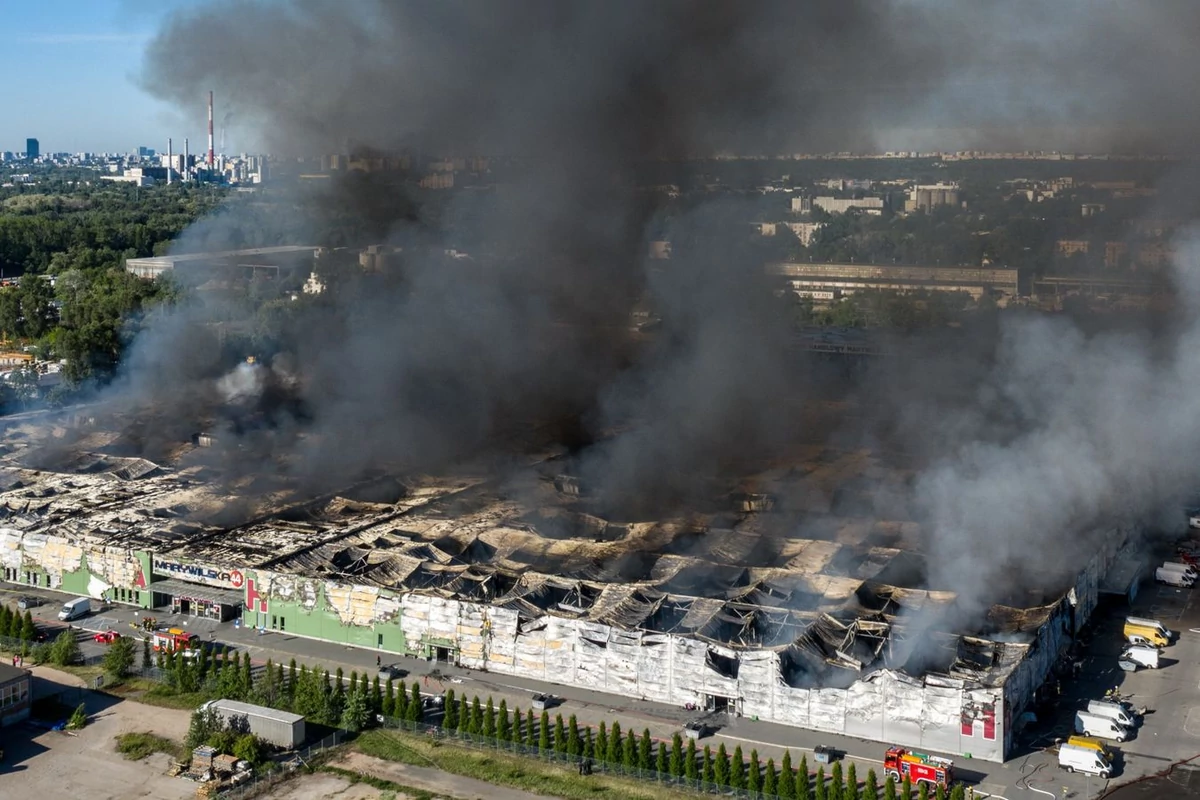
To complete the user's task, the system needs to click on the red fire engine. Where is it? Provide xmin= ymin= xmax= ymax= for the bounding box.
xmin=151 ymin=627 xmax=199 ymax=653
xmin=883 ymin=747 xmax=954 ymax=787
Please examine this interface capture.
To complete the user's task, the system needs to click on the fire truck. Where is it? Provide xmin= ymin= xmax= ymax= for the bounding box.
xmin=151 ymin=627 xmax=200 ymax=653
xmin=882 ymin=747 xmax=954 ymax=787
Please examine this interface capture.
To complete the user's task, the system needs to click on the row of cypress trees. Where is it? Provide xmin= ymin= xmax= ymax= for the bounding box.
xmin=429 ymin=688 xmax=968 ymax=800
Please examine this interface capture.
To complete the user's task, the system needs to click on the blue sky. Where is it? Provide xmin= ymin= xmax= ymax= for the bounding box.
xmin=0 ymin=1 xmax=193 ymax=153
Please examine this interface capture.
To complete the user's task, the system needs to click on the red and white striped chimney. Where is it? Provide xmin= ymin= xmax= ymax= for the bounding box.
xmin=207 ymin=91 xmax=215 ymax=168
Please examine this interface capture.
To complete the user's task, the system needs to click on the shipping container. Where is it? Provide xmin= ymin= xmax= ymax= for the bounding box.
xmin=202 ymin=699 xmax=306 ymax=748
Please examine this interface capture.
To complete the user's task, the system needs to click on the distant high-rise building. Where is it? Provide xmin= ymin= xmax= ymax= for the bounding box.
xmin=137 ymin=146 xmax=156 ymax=158
xmin=25 ymin=138 xmax=39 ymax=160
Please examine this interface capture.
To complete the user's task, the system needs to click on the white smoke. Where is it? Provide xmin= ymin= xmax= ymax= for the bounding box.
xmin=915 ymin=229 xmax=1200 ymax=618
xmin=217 ymin=361 xmax=267 ymax=404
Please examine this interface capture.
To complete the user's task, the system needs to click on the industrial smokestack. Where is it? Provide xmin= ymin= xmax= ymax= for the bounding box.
xmin=207 ymin=90 xmax=214 ymax=168
xmin=167 ymin=137 xmax=173 ymax=184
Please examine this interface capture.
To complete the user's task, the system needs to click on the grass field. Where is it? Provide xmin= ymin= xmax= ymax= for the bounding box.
xmin=115 ymin=731 xmax=185 ymax=762
xmin=355 ymin=730 xmax=703 ymax=800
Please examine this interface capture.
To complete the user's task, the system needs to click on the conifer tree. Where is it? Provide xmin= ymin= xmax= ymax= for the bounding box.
xmin=656 ymin=735 xmax=668 ymax=777
xmin=384 ymin=678 xmax=396 ymax=717
xmin=509 ymin=704 xmax=522 ymax=743
xmin=815 ymin=765 xmax=827 ymax=800
xmin=622 ymin=731 xmax=636 ymax=770
xmin=714 ymin=742 xmax=730 ymax=787
xmin=748 ymin=749 xmax=761 ymax=795
xmin=538 ymin=711 xmax=551 ymax=752
xmin=916 ymin=781 xmax=928 ymax=800
xmin=554 ymin=714 xmax=566 ymax=754
xmin=831 ymin=761 xmax=844 ymax=800
xmin=884 ymin=774 xmax=897 ymax=800
xmin=469 ymin=696 xmax=482 ymax=734
xmin=582 ymin=726 xmax=593 ymax=759
xmin=369 ymin=675 xmax=381 ymax=714
xmin=498 ymin=699 xmax=510 ymax=741
xmin=457 ymin=694 xmax=470 ymax=735
xmin=763 ymin=758 xmax=778 ymax=797
xmin=864 ymin=769 xmax=880 ymax=800
xmin=483 ymin=697 xmax=496 ymax=738
xmin=407 ymin=682 xmax=422 ymax=722
xmin=780 ymin=751 xmax=796 ymax=798
xmin=607 ymin=721 xmax=622 ymax=764
xmin=798 ymin=755 xmax=811 ymax=800
xmin=638 ymin=729 xmax=652 ymax=772
xmin=731 ymin=744 xmax=746 ymax=790
xmin=566 ymin=714 xmax=580 ymax=756
xmin=948 ymin=785 xmax=965 ymax=800
xmin=901 ymin=776 xmax=912 ymax=800
xmin=525 ymin=709 xmax=536 ymax=747
xmin=846 ymin=762 xmax=859 ymax=800
xmin=685 ymin=737 xmax=698 ymax=782
xmin=596 ymin=722 xmax=608 ymax=763
xmin=702 ymin=745 xmax=714 ymax=787
xmin=669 ymin=733 xmax=684 ymax=778
xmin=935 ymin=783 xmax=947 ymax=800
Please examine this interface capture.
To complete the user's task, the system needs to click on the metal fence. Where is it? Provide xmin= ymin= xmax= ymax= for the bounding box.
xmin=215 ymin=731 xmax=348 ymax=800
xmin=371 ymin=715 xmax=876 ymax=800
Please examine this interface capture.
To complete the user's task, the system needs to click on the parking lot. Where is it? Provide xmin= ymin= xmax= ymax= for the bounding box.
xmin=0 ymin=666 xmax=194 ymax=800
xmin=1011 ymin=559 xmax=1200 ymax=799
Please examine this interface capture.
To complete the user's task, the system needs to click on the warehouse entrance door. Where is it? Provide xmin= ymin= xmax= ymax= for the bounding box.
xmin=434 ymin=646 xmax=454 ymax=663
xmin=704 ymin=694 xmax=735 ymax=714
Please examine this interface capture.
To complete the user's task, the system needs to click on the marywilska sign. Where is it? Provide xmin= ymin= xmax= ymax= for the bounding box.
xmin=152 ymin=558 xmax=244 ymax=590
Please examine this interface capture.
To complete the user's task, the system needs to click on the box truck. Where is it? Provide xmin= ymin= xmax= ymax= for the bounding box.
xmin=1074 ymin=711 xmax=1129 ymax=742
xmin=1059 ymin=743 xmax=1112 ymax=777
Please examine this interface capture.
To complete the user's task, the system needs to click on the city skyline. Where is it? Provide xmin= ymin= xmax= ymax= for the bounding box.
xmin=0 ymin=1 xmax=227 ymax=154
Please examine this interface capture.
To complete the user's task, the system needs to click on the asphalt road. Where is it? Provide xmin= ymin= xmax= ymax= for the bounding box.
xmin=7 ymin=577 xmax=1200 ymax=800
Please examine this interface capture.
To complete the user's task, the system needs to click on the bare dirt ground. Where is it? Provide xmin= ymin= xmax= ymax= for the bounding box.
xmin=1 ymin=666 xmax=195 ymax=800
xmin=255 ymin=772 xmax=385 ymax=800
xmin=332 ymin=751 xmax=546 ymax=800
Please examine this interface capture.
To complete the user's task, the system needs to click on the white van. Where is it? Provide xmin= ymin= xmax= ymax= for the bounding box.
xmin=1156 ymin=568 xmax=1193 ymax=587
xmin=1126 ymin=617 xmax=1173 ymax=643
xmin=57 ymin=596 xmax=90 ymax=621
xmin=1059 ymin=743 xmax=1112 ymax=777
xmin=1075 ymin=711 xmax=1129 ymax=742
xmin=1162 ymin=561 xmax=1198 ymax=580
xmin=1087 ymin=700 xmax=1137 ymax=728
xmin=1121 ymin=645 xmax=1160 ymax=669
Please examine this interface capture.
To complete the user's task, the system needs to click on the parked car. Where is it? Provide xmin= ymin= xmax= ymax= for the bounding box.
xmin=93 ymin=630 xmax=122 ymax=644
xmin=16 ymin=596 xmax=41 ymax=610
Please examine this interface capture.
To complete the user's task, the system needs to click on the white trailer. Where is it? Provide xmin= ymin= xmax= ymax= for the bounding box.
xmin=201 ymin=699 xmax=306 ymax=749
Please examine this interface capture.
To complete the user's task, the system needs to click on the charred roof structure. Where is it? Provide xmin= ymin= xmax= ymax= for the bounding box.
xmin=0 ymin=420 xmax=1129 ymax=763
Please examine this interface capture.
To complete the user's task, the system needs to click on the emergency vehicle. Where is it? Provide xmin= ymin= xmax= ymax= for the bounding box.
xmin=151 ymin=627 xmax=200 ymax=653
xmin=882 ymin=747 xmax=954 ymax=787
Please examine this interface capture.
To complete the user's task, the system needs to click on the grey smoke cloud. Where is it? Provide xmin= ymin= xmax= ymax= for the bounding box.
xmin=109 ymin=0 xmax=1200 ymax=627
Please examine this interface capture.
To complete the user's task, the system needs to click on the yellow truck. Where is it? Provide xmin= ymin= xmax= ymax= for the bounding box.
xmin=1123 ymin=616 xmax=1171 ymax=647
xmin=1066 ymin=735 xmax=1113 ymax=761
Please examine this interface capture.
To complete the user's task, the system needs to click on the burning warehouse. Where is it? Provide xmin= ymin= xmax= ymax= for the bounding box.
xmin=0 ymin=424 xmax=1134 ymax=763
